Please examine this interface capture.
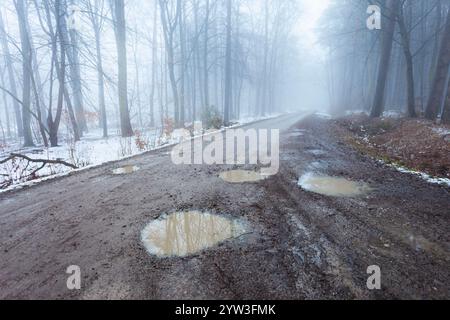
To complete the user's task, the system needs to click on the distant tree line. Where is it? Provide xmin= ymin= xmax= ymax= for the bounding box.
xmin=320 ymin=0 xmax=450 ymax=123
xmin=0 ymin=0 xmax=301 ymax=147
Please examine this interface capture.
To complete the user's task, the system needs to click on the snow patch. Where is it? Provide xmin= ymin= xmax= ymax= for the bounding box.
xmin=314 ymin=112 xmax=332 ymax=119
xmin=382 ymin=110 xmax=404 ymax=119
xmin=432 ymin=127 xmax=450 ymax=137
xmin=378 ymin=160 xmax=450 ymax=187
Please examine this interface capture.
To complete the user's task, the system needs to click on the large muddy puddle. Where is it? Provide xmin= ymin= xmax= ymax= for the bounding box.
xmin=141 ymin=211 xmax=247 ymax=257
xmin=298 ymin=173 xmax=370 ymax=197
xmin=112 ymin=165 xmax=139 ymax=175
xmin=219 ymin=170 xmax=267 ymax=183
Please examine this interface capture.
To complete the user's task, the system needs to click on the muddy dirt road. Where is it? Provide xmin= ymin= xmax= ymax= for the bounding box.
xmin=0 ymin=114 xmax=449 ymax=299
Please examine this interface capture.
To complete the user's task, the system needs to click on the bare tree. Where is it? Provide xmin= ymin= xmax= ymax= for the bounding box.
xmin=86 ymin=0 xmax=108 ymax=137
xmin=67 ymin=0 xmax=88 ymax=133
xmin=14 ymin=0 xmax=35 ymax=147
xmin=159 ymin=0 xmax=181 ymax=127
xmin=425 ymin=11 xmax=450 ymax=120
xmin=149 ymin=0 xmax=158 ymax=128
xmin=0 ymin=10 xmax=23 ymax=137
xmin=111 ymin=0 xmax=134 ymax=137
xmin=370 ymin=0 xmax=400 ymax=118
xmin=223 ymin=0 xmax=232 ymax=126
xmin=397 ymin=0 xmax=416 ymax=117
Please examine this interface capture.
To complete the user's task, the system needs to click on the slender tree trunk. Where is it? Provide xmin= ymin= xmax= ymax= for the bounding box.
xmin=0 ymin=10 xmax=22 ymax=138
xmin=15 ymin=0 xmax=35 ymax=147
xmin=95 ymin=28 xmax=107 ymax=137
xmin=397 ymin=10 xmax=416 ymax=117
xmin=223 ymin=0 xmax=232 ymax=126
xmin=370 ymin=0 xmax=399 ymax=118
xmin=429 ymin=0 xmax=442 ymax=100
xmin=49 ymin=1 xmax=67 ymax=147
xmin=203 ymin=0 xmax=210 ymax=111
xmin=0 ymin=69 xmax=11 ymax=138
xmin=193 ymin=1 xmax=204 ymax=113
xmin=442 ymin=76 xmax=450 ymax=123
xmin=159 ymin=0 xmax=181 ymax=127
xmin=112 ymin=0 xmax=134 ymax=137
xmin=261 ymin=0 xmax=269 ymax=116
xmin=56 ymin=0 xmax=80 ymax=142
xmin=149 ymin=0 xmax=158 ymax=128
xmin=178 ymin=0 xmax=185 ymax=126
xmin=425 ymin=11 xmax=450 ymax=120
xmin=65 ymin=0 xmax=87 ymax=133
xmin=133 ymin=30 xmax=142 ymax=129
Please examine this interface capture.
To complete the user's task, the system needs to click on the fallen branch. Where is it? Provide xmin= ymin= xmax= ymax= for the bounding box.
xmin=0 ymin=153 xmax=78 ymax=169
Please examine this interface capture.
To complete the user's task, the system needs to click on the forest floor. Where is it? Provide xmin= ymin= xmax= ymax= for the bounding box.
xmin=0 ymin=113 xmax=449 ymax=299
xmin=335 ymin=114 xmax=450 ymax=182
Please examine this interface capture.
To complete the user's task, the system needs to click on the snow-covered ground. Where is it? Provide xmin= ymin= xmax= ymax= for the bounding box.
xmin=0 ymin=128 xmax=162 ymax=191
xmin=432 ymin=127 xmax=450 ymax=137
xmin=0 ymin=115 xmax=282 ymax=192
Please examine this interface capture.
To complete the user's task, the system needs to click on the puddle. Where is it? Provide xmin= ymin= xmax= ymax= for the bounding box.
xmin=141 ymin=211 xmax=247 ymax=257
xmin=298 ymin=173 xmax=370 ymax=197
xmin=112 ymin=165 xmax=139 ymax=175
xmin=219 ymin=170 xmax=267 ymax=183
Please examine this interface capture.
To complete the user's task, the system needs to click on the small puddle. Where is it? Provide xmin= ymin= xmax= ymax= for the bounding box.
xmin=112 ymin=165 xmax=139 ymax=175
xmin=298 ymin=173 xmax=370 ymax=197
xmin=219 ymin=170 xmax=267 ymax=183
xmin=141 ymin=211 xmax=247 ymax=257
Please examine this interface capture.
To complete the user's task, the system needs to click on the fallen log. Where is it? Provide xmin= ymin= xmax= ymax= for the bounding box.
xmin=0 ymin=153 xmax=78 ymax=169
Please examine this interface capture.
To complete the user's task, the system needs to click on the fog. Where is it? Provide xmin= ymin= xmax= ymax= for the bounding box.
xmin=0 ymin=0 xmax=327 ymax=147
xmin=0 ymin=0 xmax=449 ymax=147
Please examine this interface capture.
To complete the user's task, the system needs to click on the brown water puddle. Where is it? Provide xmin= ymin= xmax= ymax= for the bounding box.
xmin=112 ymin=165 xmax=139 ymax=175
xmin=298 ymin=173 xmax=370 ymax=197
xmin=219 ymin=170 xmax=267 ymax=183
xmin=141 ymin=211 xmax=247 ymax=257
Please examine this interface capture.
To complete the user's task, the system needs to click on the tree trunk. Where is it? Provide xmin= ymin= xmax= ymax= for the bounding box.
xmin=0 ymin=69 xmax=11 ymax=138
xmin=178 ymin=0 xmax=185 ymax=126
xmin=64 ymin=0 xmax=87 ymax=133
xmin=442 ymin=77 xmax=450 ymax=124
xmin=425 ymin=11 xmax=450 ymax=120
xmin=159 ymin=0 xmax=181 ymax=127
xmin=397 ymin=9 xmax=416 ymax=117
xmin=15 ymin=0 xmax=35 ymax=147
xmin=113 ymin=0 xmax=134 ymax=137
xmin=261 ymin=0 xmax=269 ymax=116
xmin=370 ymin=0 xmax=399 ymax=118
xmin=94 ymin=27 xmax=107 ymax=138
xmin=149 ymin=0 xmax=158 ymax=128
xmin=48 ymin=0 xmax=69 ymax=147
xmin=223 ymin=0 xmax=232 ymax=126
xmin=203 ymin=0 xmax=210 ymax=111
xmin=0 ymin=10 xmax=23 ymax=138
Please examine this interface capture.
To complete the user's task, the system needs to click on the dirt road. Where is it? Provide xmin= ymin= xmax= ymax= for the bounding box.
xmin=0 ymin=114 xmax=449 ymax=299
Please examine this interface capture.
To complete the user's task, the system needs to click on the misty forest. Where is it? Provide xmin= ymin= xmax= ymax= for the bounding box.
xmin=0 ymin=0 xmax=449 ymax=300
